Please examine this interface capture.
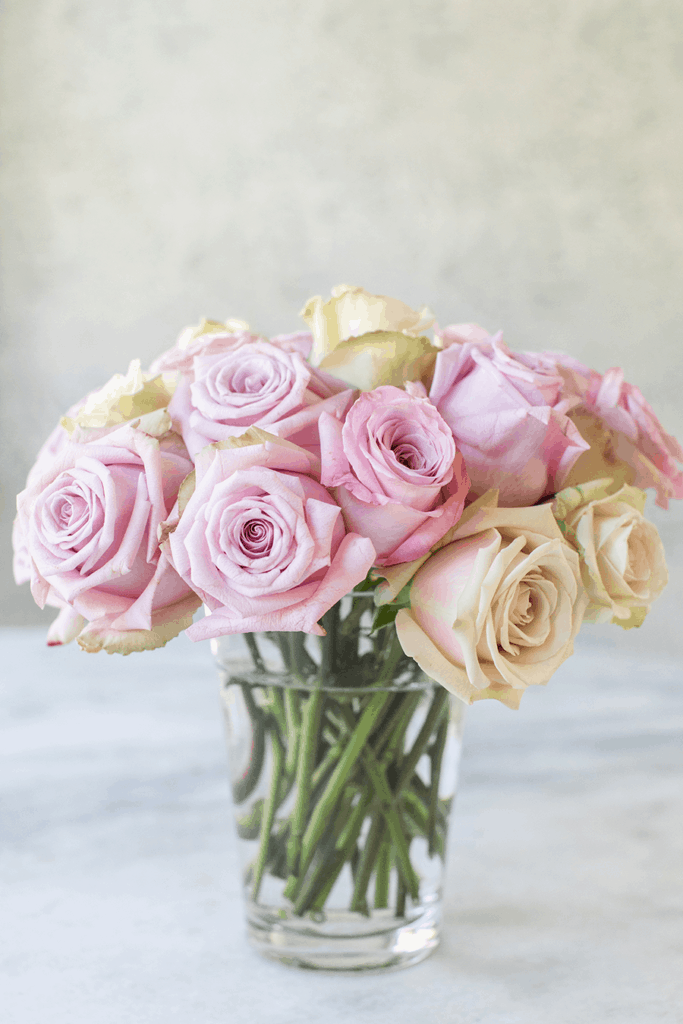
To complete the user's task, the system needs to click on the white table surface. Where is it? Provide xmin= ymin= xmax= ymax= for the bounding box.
xmin=2 ymin=625 xmax=682 ymax=1024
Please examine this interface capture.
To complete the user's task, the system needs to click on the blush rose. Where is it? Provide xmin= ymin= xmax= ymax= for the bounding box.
xmin=163 ymin=430 xmax=376 ymax=639
xmin=15 ymin=412 xmax=201 ymax=654
xmin=149 ymin=317 xmax=314 ymax=376
xmin=581 ymin=369 xmax=683 ymax=509
xmin=168 ymin=338 xmax=354 ymax=459
xmin=318 ymin=385 xmax=470 ymax=566
xmin=428 ymin=331 xmax=589 ymax=506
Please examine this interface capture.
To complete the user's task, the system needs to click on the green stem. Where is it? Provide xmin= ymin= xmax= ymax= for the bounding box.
xmin=320 ymin=605 xmax=339 ymax=679
xmin=287 ymin=633 xmax=303 ymax=680
xmin=330 ymin=690 xmax=424 ymax=903
xmin=298 ymin=690 xmax=392 ymax=880
xmin=251 ymin=731 xmax=285 ymax=901
xmin=310 ymin=733 xmax=345 ymax=790
xmin=428 ymin=709 xmax=449 ymax=857
xmin=235 ymin=798 xmax=264 ymax=840
xmin=396 ymin=688 xmax=449 ymax=794
xmin=275 ymin=634 xmax=292 ymax=671
xmin=291 ymin=785 xmax=356 ymax=915
xmin=244 ymin=633 xmax=266 ymax=673
xmin=375 ymin=629 xmax=406 ymax=686
xmin=374 ymin=839 xmax=391 ymax=909
xmin=396 ymin=875 xmax=407 ymax=918
xmin=267 ymin=687 xmax=288 ymax=742
xmin=380 ymin=692 xmax=422 ymax=766
xmin=232 ymin=683 xmax=266 ymax=804
xmin=283 ymin=688 xmax=301 ymax=778
xmin=296 ymin=790 xmax=373 ymax=916
xmin=285 ymin=688 xmax=324 ymax=882
xmin=401 ymin=788 xmax=445 ymax=858
xmin=359 ymin=745 xmax=420 ymax=901
xmin=350 ymin=811 xmax=386 ymax=914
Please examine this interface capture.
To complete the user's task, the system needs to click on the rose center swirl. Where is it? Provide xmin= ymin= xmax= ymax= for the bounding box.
xmin=379 ymin=419 xmax=444 ymax=478
xmin=239 ymin=517 xmax=274 ymax=556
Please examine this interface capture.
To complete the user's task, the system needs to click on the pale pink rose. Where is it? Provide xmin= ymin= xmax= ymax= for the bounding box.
xmin=164 ymin=432 xmax=375 ymax=639
xmin=15 ymin=417 xmax=201 ymax=654
xmin=150 ymin=322 xmax=314 ymax=376
xmin=168 ymin=339 xmax=354 ymax=458
xmin=150 ymin=328 xmax=262 ymax=375
xmin=583 ymin=368 xmax=683 ymax=509
xmin=14 ymin=401 xmax=86 ymax=585
xmin=515 ymin=349 xmax=596 ymax=410
xmin=318 ymin=385 xmax=470 ymax=566
xmin=429 ymin=333 xmax=589 ymax=506
xmin=270 ymin=331 xmax=313 ymax=360
xmin=436 ymin=324 xmax=597 ymax=409
xmin=435 ymin=323 xmax=493 ymax=347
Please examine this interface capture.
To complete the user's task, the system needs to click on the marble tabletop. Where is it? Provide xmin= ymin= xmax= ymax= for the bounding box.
xmin=2 ymin=624 xmax=682 ymax=1024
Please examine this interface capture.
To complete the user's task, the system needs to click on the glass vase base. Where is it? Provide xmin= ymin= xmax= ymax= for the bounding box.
xmin=246 ymin=904 xmax=441 ymax=973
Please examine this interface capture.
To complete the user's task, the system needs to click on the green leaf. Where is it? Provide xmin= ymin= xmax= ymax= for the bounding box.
xmin=352 ymin=573 xmax=379 ymax=593
xmin=370 ymin=604 xmax=400 ymax=633
xmin=369 ymin=580 xmax=412 ymax=633
xmin=393 ymin=583 xmax=412 ymax=607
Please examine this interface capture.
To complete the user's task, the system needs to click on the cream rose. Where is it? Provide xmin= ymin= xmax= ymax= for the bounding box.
xmin=379 ymin=495 xmax=586 ymax=709
xmin=552 ymin=479 xmax=668 ymax=628
xmin=60 ymin=360 xmax=176 ymax=436
xmin=301 ymin=284 xmax=434 ymax=364
xmin=299 ymin=285 xmax=437 ymax=390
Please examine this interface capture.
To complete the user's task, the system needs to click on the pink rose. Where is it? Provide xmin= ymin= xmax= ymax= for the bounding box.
xmin=13 ymin=416 xmax=76 ymax=586
xmin=150 ymin=322 xmax=314 ymax=375
xmin=13 ymin=394 xmax=92 ymax=592
xmin=435 ymin=323 xmax=493 ymax=347
xmin=583 ymin=368 xmax=683 ymax=509
xmin=437 ymin=325 xmax=598 ymax=411
xmin=164 ymin=432 xmax=375 ymax=638
xmin=514 ymin=349 xmax=596 ymax=409
xmin=318 ymin=385 xmax=470 ymax=566
xmin=168 ymin=338 xmax=354 ymax=458
xmin=149 ymin=324 xmax=258 ymax=375
xmin=15 ymin=416 xmax=201 ymax=653
xmin=270 ymin=331 xmax=313 ymax=360
xmin=428 ymin=332 xmax=589 ymax=506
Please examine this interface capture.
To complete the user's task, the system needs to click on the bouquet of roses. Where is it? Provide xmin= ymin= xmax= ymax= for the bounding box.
xmin=13 ymin=285 xmax=681 ymax=933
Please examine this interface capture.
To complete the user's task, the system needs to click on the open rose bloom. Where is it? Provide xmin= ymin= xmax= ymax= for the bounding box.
xmin=13 ymin=286 xmax=681 ymax=709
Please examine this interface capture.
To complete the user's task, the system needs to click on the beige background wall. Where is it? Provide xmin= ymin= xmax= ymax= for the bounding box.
xmin=2 ymin=1 xmax=683 ymax=641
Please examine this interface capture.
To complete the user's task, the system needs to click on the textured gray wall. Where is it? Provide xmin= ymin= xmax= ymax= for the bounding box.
xmin=2 ymin=0 xmax=683 ymax=633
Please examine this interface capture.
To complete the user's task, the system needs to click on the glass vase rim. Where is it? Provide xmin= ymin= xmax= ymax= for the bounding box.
xmin=216 ymin=666 xmax=443 ymax=696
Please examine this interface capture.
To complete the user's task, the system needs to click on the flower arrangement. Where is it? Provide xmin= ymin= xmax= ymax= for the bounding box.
xmin=12 ymin=284 xmax=681 ymax=964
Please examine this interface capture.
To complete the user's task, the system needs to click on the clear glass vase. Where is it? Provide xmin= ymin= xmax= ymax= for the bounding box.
xmin=212 ymin=606 xmax=465 ymax=973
